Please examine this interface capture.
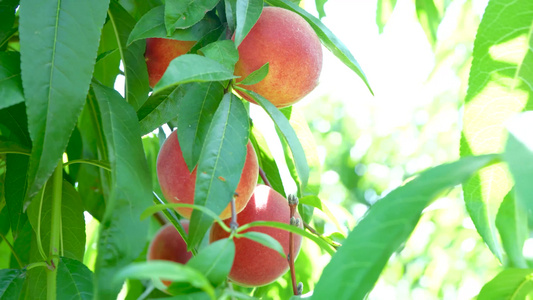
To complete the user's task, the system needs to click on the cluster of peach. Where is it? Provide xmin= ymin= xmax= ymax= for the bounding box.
xmin=146 ymin=7 xmax=322 ymax=289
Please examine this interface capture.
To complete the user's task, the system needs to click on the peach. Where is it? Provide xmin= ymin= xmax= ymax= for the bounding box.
xmin=209 ymin=185 xmax=303 ymax=287
xmin=234 ymin=7 xmax=322 ymax=107
xmin=145 ymin=38 xmax=196 ymax=87
xmin=157 ymin=130 xmax=259 ymax=219
xmin=147 ymin=221 xmax=192 ymax=287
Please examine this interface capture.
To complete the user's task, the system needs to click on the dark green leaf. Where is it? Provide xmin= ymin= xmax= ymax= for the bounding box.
xmin=5 ymin=154 xmax=29 ymax=240
xmin=176 ymin=82 xmax=225 ymax=171
xmin=237 ymin=231 xmax=285 ymax=258
xmin=108 ymin=1 xmax=151 ymax=110
xmin=119 ymin=0 xmax=163 ymax=21
xmin=0 ymin=141 xmax=30 ymax=155
xmin=10 ymin=221 xmax=32 ymax=268
xmin=187 ymin=238 xmax=235 ymax=286
xmin=0 ymin=52 xmax=24 ymax=110
xmin=56 ymin=257 xmax=94 ymax=300
xmin=496 ymin=190 xmax=528 ymax=268
xmin=249 ymin=124 xmax=286 ymax=197
xmin=188 ymin=25 xmax=226 ymax=54
xmin=138 ymin=82 xmax=222 ymax=136
xmin=27 ymin=180 xmax=86 ymax=261
xmin=460 ymin=0 xmax=533 ymax=263
xmin=238 ymin=63 xmax=269 ymax=86
xmin=312 ymin=154 xmax=499 ymax=300
xmin=199 ymin=40 xmax=239 ymax=71
xmin=234 ymin=0 xmax=263 ymax=47
xmin=415 ymin=0 xmax=441 ymax=47
xmin=93 ymin=21 xmax=121 ymax=87
xmin=91 ymin=82 xmax=152 ymax=299
xmin=164 ymin=0 xmax=219 ymax=35
xmin=237 ymin=89 xmax=309 ymax=191
xmin=376 ymin=0 xmax=397 ymax=33
xmin=128 ymin=5 xmax=220 ymax=45
xmin=478 ymin=269 xmax=533 ymax=300
xmin=0 ymin=269 xmax=25 ymax=299
xmin=188 ymin=93 xmax=250 ymax=249
xmin=19 ymin=0 xmax=109 ymax=197
xmin=114 ymin=261 xmax=215 ymax=298
xmin=0 ymin=103 xmax=31 ymax=147
xmin=76 ymin=98 xmax=110 ymax=222
xmin=0 ymin=0 xmax=18 ymax=51
xmin=153 ymin=54 xmax=237 ymax=93
xmin=264 ymin=0 xmax=373 ymax=95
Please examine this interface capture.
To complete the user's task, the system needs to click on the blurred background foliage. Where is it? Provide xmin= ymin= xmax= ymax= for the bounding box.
xmin=294 ymin=0 xmax=499 ymax=299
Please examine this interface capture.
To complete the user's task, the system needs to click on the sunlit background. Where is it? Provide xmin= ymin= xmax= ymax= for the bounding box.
xmin=105 ymin=0 xmax=503 ymax=298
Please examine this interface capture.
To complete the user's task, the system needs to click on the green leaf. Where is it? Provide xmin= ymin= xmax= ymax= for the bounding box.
xmin=19 ymin=0 xmax=109 ymax=198
xmin=76 ymin=98 xmax=110 ymax=222
xmin=56 ymin=257 xmax=94 ymax=300
xmin=376 ymin=0 xmax=397 ymax=33
xmin=5 ymin=154 xmax=29 ymax=240
xmin=138 ymin=82 xmax=223 ymax=136
xmin=114 ymin=261 xmax=215 ymax=299
xmin=176 ymin=82 xmax=225 ymax=171
xmin=234 ymin=0 xmax=263 ymax=47
xmin=186 ymin=238 xmax=235 ymax=286
xmin=237 ymin=88 xmax=309 ymax=191
xmin=0 ymin=52 xmax=24 ymax=110
xmin=199 ymin=40 xmax=239 ymax=71
xmin=108 ymin=1 xmax=150 ymax=110
xmin=93 ymin=21 xmax=121 ymax=88
xmin=415 ymin=0 xmax=441 ymax=47
xmin=264 ymin=0 xmax=373 ymax=95
xmin=311 ymin=154 xmax=499 ymax=300
xmin=153 ymin=54 xmax=238 ymax=93
xmin=224 ymin=0 xmax=237 ymax=32
xmin=164 ymin=0 xmax=219 ymax=35
xmin=91 ymin=82 xmax=152 ymax=299
xmin=460 ymin=0 xmax=533 ymax=263
xmin=496 ymin=190 xmax=528 ymax=268
xmin=236 ymin=231 xmax=286 ymax=259
xmin=188 ymin=93 xmax=250 ymax=249
xmin=280 ymin=107 xmax=320 ymax=196
xmin=128 ymin=5 xmax=220 ymax=45
xmin=478 ymin=269 xmax=533 ymax=300
xmin=315 ymin=0 xmax=327 ymax=19
xmin=249 ymin=124 xmax=286 ymax=197
xmin=27 ymin=180 xmax=86 ymax=261
xmin=236 ymin=220 xmax=335 ymax=256
xmin=0 ymin=269 xmax=25 ymax=299
xmin=238 ymin=63 xmax=269 ymax=86
xmin=504 ymin=112 xmax=533 ymax=218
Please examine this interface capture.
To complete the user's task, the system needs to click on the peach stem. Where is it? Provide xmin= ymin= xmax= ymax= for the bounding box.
xmin=288 ymin=200 xmax=298 ymax=295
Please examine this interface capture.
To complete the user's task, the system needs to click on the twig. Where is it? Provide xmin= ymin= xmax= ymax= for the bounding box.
xmin=258 ymin=166 xmax=271 ymax=188
xmin=303 ymin=221 xmax=341 ymax=249
xmin=287 ymin=194 xmax=299 ymax=296
xmin=153 ymin=211 xmax=167 ymax=226
xmin=230 ymin=195 xmax=238 ymax=231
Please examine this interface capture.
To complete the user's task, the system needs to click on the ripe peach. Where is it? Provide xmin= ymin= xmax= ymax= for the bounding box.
xmin=157 ymin=130 xmax=259 ymax=219
xmin=209 ymin=185 xmax=303 ymax=287
xmin=145 ymin=38 xmax=196 ymax=87
xmin=147 ymin=221 xmax=192 ymax=287
xmin=234 ymin=7 xmax=322 ymax=107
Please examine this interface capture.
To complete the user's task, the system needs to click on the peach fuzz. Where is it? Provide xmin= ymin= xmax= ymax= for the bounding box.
xmin=234 ymin=7 xmax=322 ymax=107
xmin=156 ymin=130 xmax=258 ymax=220
xmin=209 ymin=185 xmax=303 ymax=287
xmin=144 ymin=38 xmax=196 ymax=87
